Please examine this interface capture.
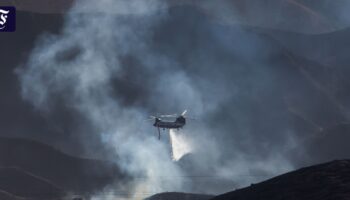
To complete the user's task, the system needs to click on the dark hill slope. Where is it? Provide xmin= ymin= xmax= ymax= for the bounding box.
xmin=0 ymin=167 xmax=64 ymax=199
xmin=0 ymin=190 xmax=24 ymax=200
xmin=211 ymin=160 xmax=350 ymax=200
xmin=146 ymin=192 xmax=214 ymax=200
xmin=0 ymin=137 xmax=126 ymax=194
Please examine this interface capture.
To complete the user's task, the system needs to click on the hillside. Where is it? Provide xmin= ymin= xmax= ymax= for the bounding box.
xmin=146 ymin=192 xmax=214 ymax=200
xmin=0 ymin=137 xmax=125 ymax=195
xmin=211 ymin=160 xmax=350 ymax=200
xmin=0 ymin=190 xmax=24 ymax=200
xmin=0 ymin=167 xmax=64 ymax=199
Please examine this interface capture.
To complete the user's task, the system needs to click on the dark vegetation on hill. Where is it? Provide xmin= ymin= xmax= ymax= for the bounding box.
xmin=211 ymin=160 xmax=350 ymax=200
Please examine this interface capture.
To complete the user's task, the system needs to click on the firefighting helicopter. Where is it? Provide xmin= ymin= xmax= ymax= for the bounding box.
xmin=149 ymin=110 xmax=189 ymax=139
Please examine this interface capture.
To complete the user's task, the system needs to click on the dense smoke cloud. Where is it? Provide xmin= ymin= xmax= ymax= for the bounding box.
xmin=17 ymin=0 xmax=208 ymax=197
xmin=15 ymin=0 xmax=350 ymax=198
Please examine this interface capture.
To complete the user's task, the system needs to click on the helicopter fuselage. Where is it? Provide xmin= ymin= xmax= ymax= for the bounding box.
xmin=153 ymin=116 xmax=186 ymax=129
xmin=151 ymin=113 xmax=187 ymax=139
xmin=153 ymin=120 xmax=185 ymax=129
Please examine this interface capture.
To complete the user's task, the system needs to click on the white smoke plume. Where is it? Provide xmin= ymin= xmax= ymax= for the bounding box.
xmin=16 ymin=0 xmax=297 ymax=198
xmin=17 ymin=0 xmax=189 ymax=199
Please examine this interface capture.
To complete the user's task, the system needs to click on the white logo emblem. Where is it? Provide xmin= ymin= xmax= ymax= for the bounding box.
xmin=0 ymin=9 xmax=9 ymax=30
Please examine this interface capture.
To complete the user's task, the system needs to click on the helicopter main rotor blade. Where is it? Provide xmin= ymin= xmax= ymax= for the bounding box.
xmin=160 ymin=114 xmax=177 ymax=117
xmin=181 ymin=110 xmax=187 ymax=116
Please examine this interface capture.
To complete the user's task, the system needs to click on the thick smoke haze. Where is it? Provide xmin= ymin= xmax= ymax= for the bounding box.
xmin=18 ymin=0 xmax=189 ymax=198
xmin=12 ymin=0 xmax=350 ymax=198
xmin=5 ymin=0 xmax=350 ymax=33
